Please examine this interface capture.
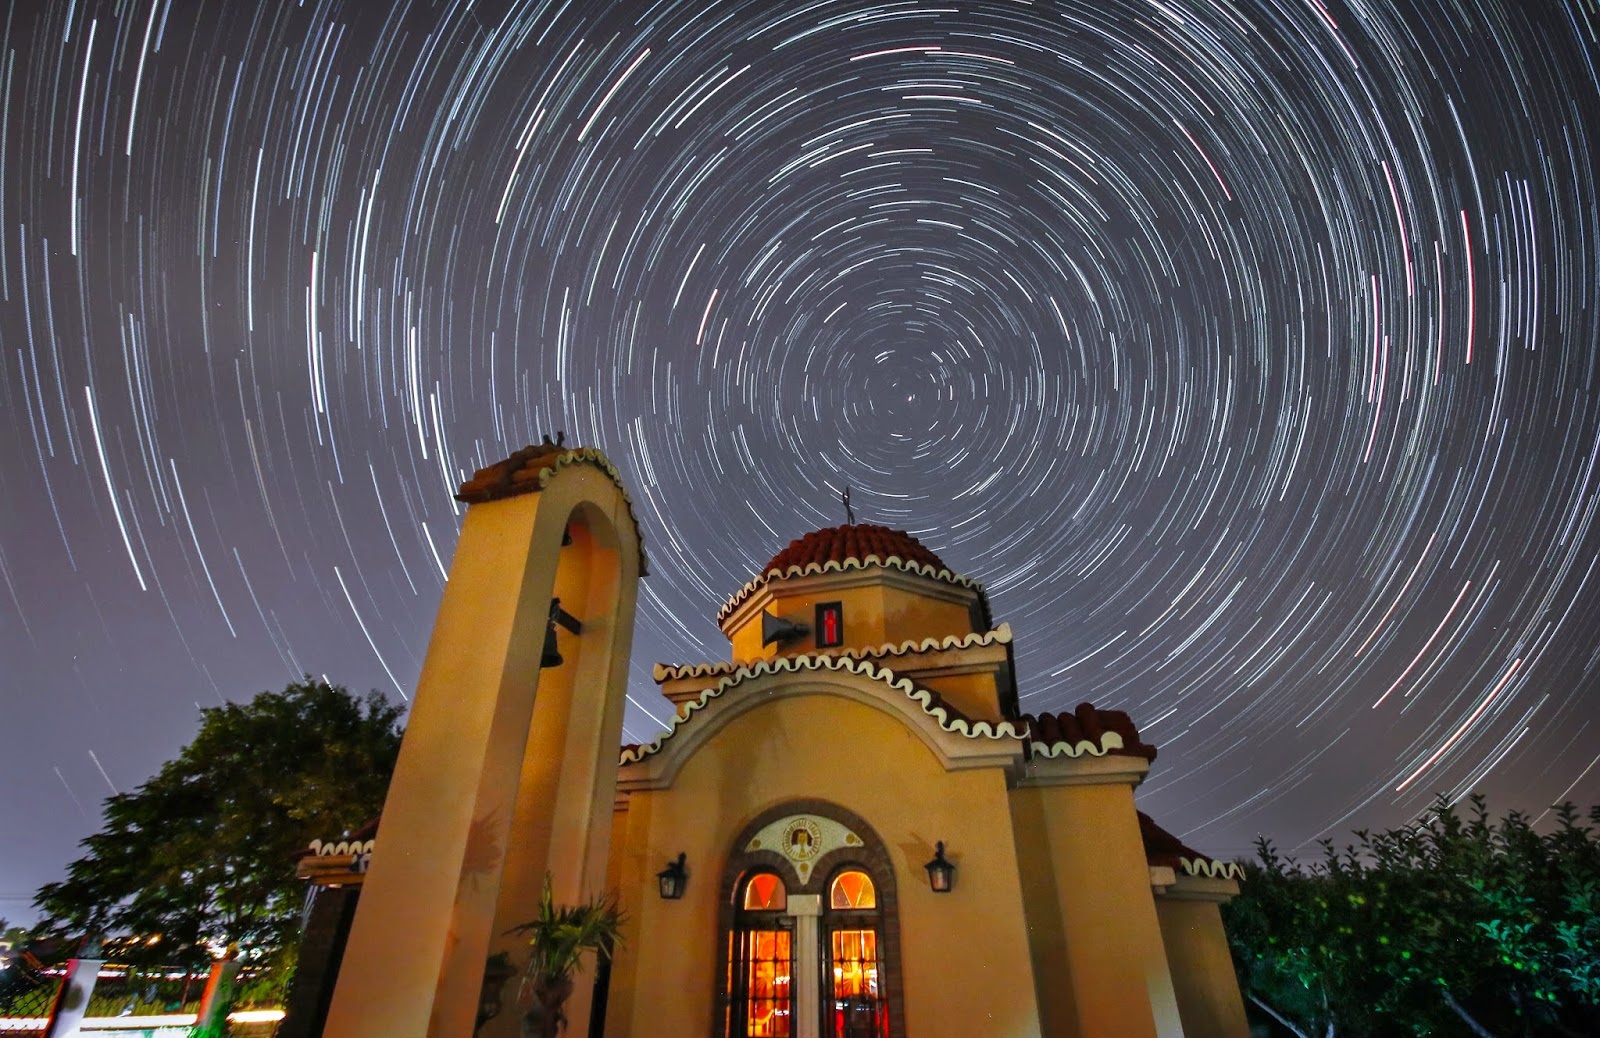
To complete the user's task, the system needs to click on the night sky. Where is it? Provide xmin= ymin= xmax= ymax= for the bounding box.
xmin=4 ymin=0 xmax=1600 ymax=924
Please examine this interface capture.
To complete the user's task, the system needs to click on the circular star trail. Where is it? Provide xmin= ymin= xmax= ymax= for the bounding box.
xmin=3 ymin=0 xmax=1599 ymax=916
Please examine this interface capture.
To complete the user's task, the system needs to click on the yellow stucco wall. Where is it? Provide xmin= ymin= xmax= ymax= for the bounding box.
xmin=1008 ymin=791 xmax=1079 ymax=1038
xmin=1157 ymin=896 xmax=1251 ymax=1038
xmin=879 ymin=584 xmax=976 ymax=645
xmin=728 ymin=582 xmax=887 ymax=661
xmin=605 ymin=690 xmax=1042 ymax=1038
xmin=1009 ymin=781 xmax=1183 ymax=1038
xmin=915 ymin=669 xmax=1005 ymax=723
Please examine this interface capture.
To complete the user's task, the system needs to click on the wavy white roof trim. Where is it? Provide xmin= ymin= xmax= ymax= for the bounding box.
xmin=534 ymin=447 xmax=622 ymax=489
xmin=542 ymin=449 xmax=652 ymax=574
xmin=1180 ymin=856 xmax=1245 ymax=880
xmin=653 ymin=624 xmax=1014 ymax=681
xmin=1027 ymin=730 xmax=1128 ymax=759
xmin=717 ymin=554 xmax=982 ymax=623
xmin=308 ymin=837 xmax=375 ymax=857
xmin=621 ymin=652 xmax=1026 ymax=765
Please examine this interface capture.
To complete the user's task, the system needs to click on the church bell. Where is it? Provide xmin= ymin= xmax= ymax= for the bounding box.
xmin=540 ymin=597 xmax=584 ymax=669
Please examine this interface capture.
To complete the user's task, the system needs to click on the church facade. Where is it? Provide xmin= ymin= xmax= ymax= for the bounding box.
xmin=305 ymin=447 xmax=1249 ymax=1038
xmin=604 ymin=522 xmax=1249 ymax=1038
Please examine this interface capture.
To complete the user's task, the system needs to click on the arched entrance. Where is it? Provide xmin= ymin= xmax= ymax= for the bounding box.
xmin=719 ymin=802 xmax=904 ymax=1038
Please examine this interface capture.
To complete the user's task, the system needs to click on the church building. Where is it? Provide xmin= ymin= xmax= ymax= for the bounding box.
xmin=304 ymin=446 xmax=1249 ymax=1038
xmin=605 ymin=522 xmax=1248 ymax=1038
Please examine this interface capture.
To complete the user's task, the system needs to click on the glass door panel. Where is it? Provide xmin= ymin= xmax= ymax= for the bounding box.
xmin=828 ymin=928 xmax=888 ymax=1038
xmin=736 ymin=928 xmax=793 ymax=1037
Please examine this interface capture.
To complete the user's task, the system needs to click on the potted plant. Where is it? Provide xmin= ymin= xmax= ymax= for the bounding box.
xmin=507 ymin=877 xmax=623 ymax=1038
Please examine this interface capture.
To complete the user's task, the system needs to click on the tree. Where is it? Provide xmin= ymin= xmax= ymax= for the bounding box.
xmin=1225 ymin=797 xmax=1600 ymax=1038
xmin=1223 ymin=838 xmax=1401 ymax=1038
xmin=34 ymin=679 xmax=403 ymax=972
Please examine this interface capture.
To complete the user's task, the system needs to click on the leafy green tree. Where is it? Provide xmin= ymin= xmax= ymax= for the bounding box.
xmin=1224 ymin=839 xmax=1399 ymax=1038
xmin=1226 ymin=797 xmax=1600 ymax=1038
xmin=1387 ymin=798 xmax=1600 ymax=1037
xmin=34 ymin=679 xmax=403 ymax=972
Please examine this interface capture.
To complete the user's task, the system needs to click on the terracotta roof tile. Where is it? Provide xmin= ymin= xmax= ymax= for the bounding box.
xmin=451 ymin=444 xmax=650 ymax=575
xmin=1138 ymin=811 xmax=1200 ymax=870
xmin=1139 ymin=811 xmax=1245 ymax=880
xmin=764 ymin=524 xmax=948 ymax=575
xmin=718 ymin=524 xmax=977 ymax=624
xmin=454 ymin=441 xmax=569 ymax=503
xmin=1019 ymin=702 xmax=1158 ymax=761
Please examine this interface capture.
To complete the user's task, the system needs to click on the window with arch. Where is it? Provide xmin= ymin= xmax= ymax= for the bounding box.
xmin=825 ymin=868 xmax=889 ymax=1038
xmin=719 ymin=808 xmax=903 ymax=1038
xmin=728 ymin=871 xmax=793 ymax=1037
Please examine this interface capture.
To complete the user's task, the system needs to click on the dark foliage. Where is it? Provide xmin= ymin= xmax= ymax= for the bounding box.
xmin=1225 ymin=796 xmax=1600 ymax=1038
xmin=33 ymin=679 xmax=403 ymax=971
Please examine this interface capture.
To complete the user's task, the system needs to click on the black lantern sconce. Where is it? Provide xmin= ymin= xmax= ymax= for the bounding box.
xmin=656 ymin=853 xmax=688 ymax=900
xmin=924 ymin=841 xmax=956 ymax=893
xmin=540 ymin=598 xmax=583 ymax=669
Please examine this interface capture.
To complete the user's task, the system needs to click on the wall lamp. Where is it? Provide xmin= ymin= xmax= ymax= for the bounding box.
xmin=657 ymin=853 xmax=688 ymax=900
xmin=924 ymin=841 xmax=956 ymax=893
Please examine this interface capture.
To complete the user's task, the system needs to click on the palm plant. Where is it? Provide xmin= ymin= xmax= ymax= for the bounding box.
xmin=506 ymin=876 xmax=624 ymax=1038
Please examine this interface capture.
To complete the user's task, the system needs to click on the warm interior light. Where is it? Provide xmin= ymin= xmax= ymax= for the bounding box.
xmin=829 ymin=869 xmax=876 ymax=909
xmin=829 ymin=929 xmax=888 ymax=1037
xmin=742 ymin=872 xmax=787 ymax=911
xmin=743 ymin=929 xmax=792 ymax=1036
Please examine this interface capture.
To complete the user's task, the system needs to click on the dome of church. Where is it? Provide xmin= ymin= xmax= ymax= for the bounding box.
xmin=762 ymin=523 xmax=949 ymax=576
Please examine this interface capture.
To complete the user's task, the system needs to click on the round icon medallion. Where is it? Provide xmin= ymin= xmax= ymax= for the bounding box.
xmin=780 ymin=817 xmax=823 ymax=863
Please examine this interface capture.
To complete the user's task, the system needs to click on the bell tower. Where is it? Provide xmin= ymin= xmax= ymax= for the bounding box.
xmin=323 ymin=444 xmax=645 ymax=1038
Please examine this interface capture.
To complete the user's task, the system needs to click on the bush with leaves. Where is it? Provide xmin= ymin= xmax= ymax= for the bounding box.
xmin=507 ymin=877 xmax=624 ymax=1038
xmin=1225 ymin=797 xmax=1600 ymax=1038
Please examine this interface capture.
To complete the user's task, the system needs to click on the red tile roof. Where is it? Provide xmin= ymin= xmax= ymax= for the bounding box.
xmin=1019 ymin=702 xmax=1158 ymax=761
xmin=1138 ymin=811 xmax=1202 ymax=870
xmin=455 ymin=442 xmax=566 ymax=503
xmin=451 ymin=444 xmax=650 ymax=574
xmin=763 ymin=524 xmax=948 ymax=575
xmin=718 ymin=524 xmax=981 ymax=625
xmin=1139 ymin=811 xmax=1245 ymax=880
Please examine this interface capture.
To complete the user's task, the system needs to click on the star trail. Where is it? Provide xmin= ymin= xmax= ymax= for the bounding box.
xmin=3 ymin=0 xmax=1600 ymax=920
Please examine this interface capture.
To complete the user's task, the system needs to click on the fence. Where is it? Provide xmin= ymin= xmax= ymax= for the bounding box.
xmin=0 ymin=1009 xmax=282 ymax=1036
xmin=0 ymin=959 xmax=280 ymax=1036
